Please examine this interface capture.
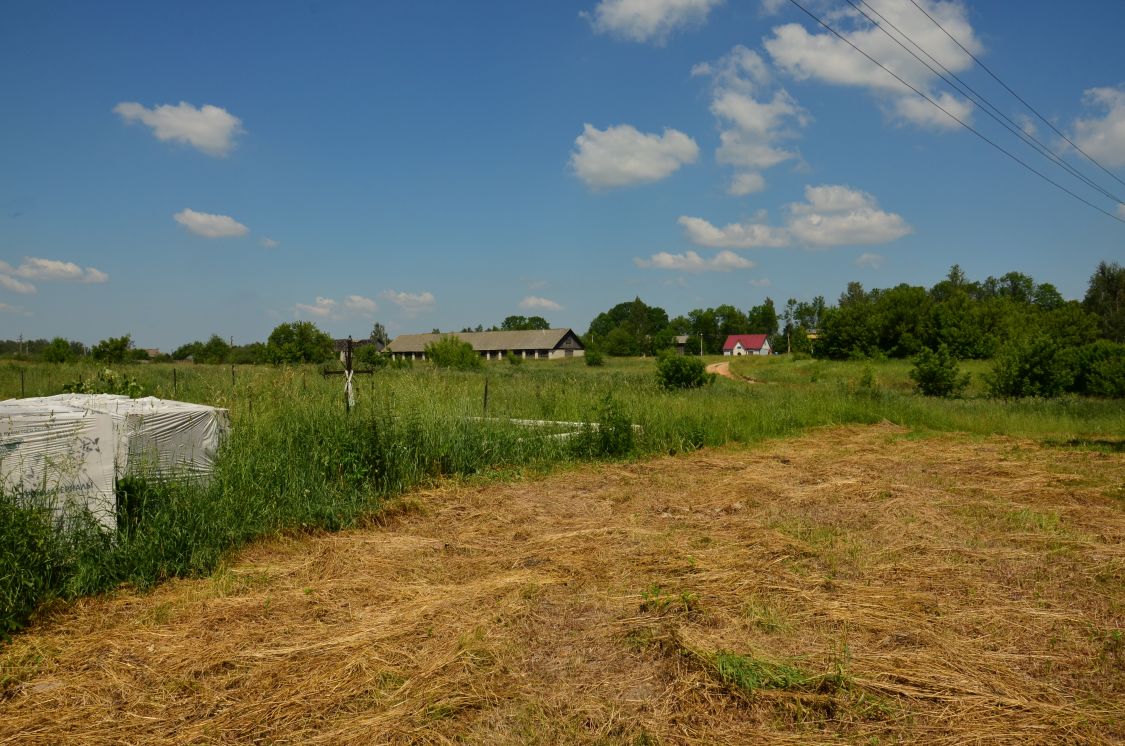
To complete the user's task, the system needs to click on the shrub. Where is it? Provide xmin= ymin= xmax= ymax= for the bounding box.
xmin=985 ymin=335 xmax=1071 ymax=398
xmin=656 ymin=354 xmax=709 ymax=390
xmin=62 ymin=368 xmax=145 ymax=398
xmin=584 ymin=350 xmax=605 ymax=367
xmin=1057 ymin=340 xmax=1125 ymax=397
xmin=91 ymin=335 xmax=133 ymax=364
xmin=265 ymin=322 xmax=334 ymax=364
xmin=909 ymin=345 xmax=969 ymax=397
xmin=505 ymin=351 xmax=522 ymax=366
xmin=43 ymin=337 xmax=73 ymax=364
xmin=571 ymin=395 xmax=634 ymax=459
xmin=354 ymin=343 xmax=388 ymax=369
xmin=424 ymin=336 xmax=482 ymax=370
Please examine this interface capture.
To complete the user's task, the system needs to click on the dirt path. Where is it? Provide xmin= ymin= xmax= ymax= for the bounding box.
xmin=705 ymin=361 xmax=734 ymax=379
xmin=3 ymin=426 xmax=1123 ymax=744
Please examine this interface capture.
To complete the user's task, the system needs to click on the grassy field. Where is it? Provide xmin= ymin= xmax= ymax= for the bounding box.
xmin=2 ymin=356 xmax=1124 ymax=637
xmin=2 ymin=425 xmax=1122 ymax=743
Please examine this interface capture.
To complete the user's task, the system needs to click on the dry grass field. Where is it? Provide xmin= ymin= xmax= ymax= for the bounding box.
xmin=2 ymin=423 xmax=1123 ymax=744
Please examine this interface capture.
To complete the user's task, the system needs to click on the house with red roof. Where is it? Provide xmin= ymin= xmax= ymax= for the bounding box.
xmin=722 ymin=334 xmax=771 ymax=356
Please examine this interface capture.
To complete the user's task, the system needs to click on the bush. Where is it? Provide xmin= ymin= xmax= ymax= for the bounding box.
xmin=909 ymin=345 xmax=969 ymax=397
xmin=585 ymin=350 xmax=605 ymax=367
xmin=985 ymin=335 xmax=1072 ymax=398
xmin=354 ymin=343 xmax=388 ymax=369
xmin=424 ymin=336 xmax=482 ymax=370
xmin=505 ymin=351 xmax=522 ymax=366
xmin=91 ymin=335 xmax=133 ymax=364
xmin=571 ymin=395 xmax=634 ymax=459
xmin=656 ymin=354 xmax=709 ymax=390
xmin=62 ymin=368 xmax=145 ymax=398
xmin=1057 ymin=340 xmax=1125 ymax=397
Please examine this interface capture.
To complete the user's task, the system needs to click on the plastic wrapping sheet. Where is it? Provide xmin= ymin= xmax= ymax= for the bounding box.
xmin=0 ymin=402 xmax=117 ymax=532
xmin=8 ymin=394 xmax=230 ymax=480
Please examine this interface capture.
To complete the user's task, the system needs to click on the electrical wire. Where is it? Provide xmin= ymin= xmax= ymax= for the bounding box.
xmin=849 ymin=0 xmax=1124 ymax=205
xmin=784 ymin=0 xmax=1125 ymax=224
xmin=905 ymin=0 xmax=1125 ymax=191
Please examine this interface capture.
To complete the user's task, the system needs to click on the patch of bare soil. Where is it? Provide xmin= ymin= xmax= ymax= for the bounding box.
xmin=3 ymin=424 xmax=1123 ymax=744
xmin=707 ymin=361 xmax=759 ymax=383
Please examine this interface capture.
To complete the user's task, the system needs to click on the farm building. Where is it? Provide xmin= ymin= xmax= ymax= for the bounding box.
xmin=722 ymin=334 xmax=772 ymax=356
xmin=387 ymin=328 xmax=585 ymax=361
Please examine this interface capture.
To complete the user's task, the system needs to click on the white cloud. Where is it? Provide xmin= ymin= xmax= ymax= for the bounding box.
xmin=1017 ymin=113 xmax=1038 ymax=138
xmin=749 ymin=277 xmax=773 ymax=287
xmin=635 ymin=249 xmax=755 ymax=272
xmin=0 ymin=274 xmax=36 ymax=294
xmin=585 ymin=0 xmax=724 ymax=44
xmin=380 ymin=289 xmax=436 ymax=316
xmin=854 ymin=252 xmax=885 ymax=269
xmin=260 ymin=237 xmax=279 ymax=249
xmin=295 ymin=297 xmax=337 ymax=319
xmin=786 ymin=184 xmax=912 ymax=247
xmin=1070 ymin=87 xmax=1125 ymax=167
xmin=174 ymin=208 xmax=249 ymax=238
xmin=519 ymin=296 xmax=563 ymax=311
xmin=2 ymin=257 xmax=108 ymax=283
xmin=1117 ymin=203 xmax=1125 ymax=220
xmin=698 ymin=46 xmax=808 ymax=194
xmin=764 ymin=1 xmax=980 ymax=129
xmin=570 ymin=124 xmax=699 ymax=188
xmin=0 ymin=302 xmax=30 ymax=315
xmin=729 ymin=171 xmax=766 ymax=195
xmin=343 ymin=295 xmax=378 ymax=315
xmin=114 ymin=101 xmax=243 ymax=157
xmin=678 ymin=215 xmax=790 ymax=248
xmin=682 ymin=184 xmax=911 ymax=250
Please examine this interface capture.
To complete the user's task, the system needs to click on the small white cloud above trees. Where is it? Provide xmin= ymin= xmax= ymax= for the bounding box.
xmin=680 ymin=184 xmax=911 ymax=250
xmin=115 ymin=101 xmax=244 ymax=156
xmin=380 ymin=289 xmax=436 ymax=317
xmin=570 ymin=124 xmax=699 ymax=189
xmin=519 ymin=296 xmax=563 ymax=311
xmin=854 ymin=252 xmax=885 ymax=269
xmin=0 ymin=257 xmax=109 ymax=295
xmin=343 ymin=295 xmax=378 ymax=315
xmin=635 ymin=249 xmax=755 ymax=272
xmin=293 ymin=294 xmax=378 ymax=321
xmin=584 ymin=0 xmax=723 ymax=44
xmin=174 ymin=208 xmax=249 ymax=238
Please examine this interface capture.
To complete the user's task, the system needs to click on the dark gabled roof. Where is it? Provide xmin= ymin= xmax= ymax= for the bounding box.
xmin=387 ymin=328 xmax=582 ymax=354
xmin=723 ymin=334 xmax=770 ymax=351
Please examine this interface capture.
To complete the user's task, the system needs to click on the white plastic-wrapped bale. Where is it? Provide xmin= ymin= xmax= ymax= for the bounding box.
xmin=0 ymin=401 xmax=117 ymax=532
xmin=10 ymin=394 xmax=230 ymax=481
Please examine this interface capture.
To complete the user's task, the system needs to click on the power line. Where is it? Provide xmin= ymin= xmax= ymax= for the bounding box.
xmin=848 ymin=0 xmax=1124 ymax=205
xmin=783 ymin=0 xmax=1125 ymax=224
xmin=904 ymin=0 xmax=1125 ymax=191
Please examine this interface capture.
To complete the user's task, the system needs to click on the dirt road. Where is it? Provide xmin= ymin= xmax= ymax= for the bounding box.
xmin=3 ymin=426 xmax=1123 ymax=743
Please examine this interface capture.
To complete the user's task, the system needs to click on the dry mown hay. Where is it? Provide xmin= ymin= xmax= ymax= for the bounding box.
xmin=2 ymin=424 xmax=1123 ymax=744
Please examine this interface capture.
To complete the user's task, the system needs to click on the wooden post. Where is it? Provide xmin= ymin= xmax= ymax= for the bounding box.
xmin=482 ymin=377 xmax=489 ymax=416
xmin=20 ymin=368 xmax=25 ymax=398
xmin=344 ymin=336 xmax=354 ymax=414
xmin=173 ymin=368 xmax=178 ymax=398
xmin=231 ymin=364 xmax=236 ymax=388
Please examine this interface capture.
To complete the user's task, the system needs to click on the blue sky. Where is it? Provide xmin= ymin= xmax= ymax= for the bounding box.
xmin=1 ymin=0 xmax=1123 ymax=350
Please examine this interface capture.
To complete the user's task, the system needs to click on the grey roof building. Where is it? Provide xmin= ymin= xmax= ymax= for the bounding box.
xmin=386 ymin=328 xmax=585 ymax=360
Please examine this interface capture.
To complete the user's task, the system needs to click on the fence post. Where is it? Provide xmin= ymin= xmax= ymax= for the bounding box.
xmin=231 ymin=364 xmax=236 ymax=389
xmin=173 ymin=368 xmax=178 ymax=398
xmin=482 ymin=377 xmax=489 ymax=416
xmin=20 ymin=368 xmax=25 ymax=398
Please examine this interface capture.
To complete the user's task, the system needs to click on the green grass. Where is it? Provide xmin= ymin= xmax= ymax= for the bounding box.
xmin=2 ymin=356 xmax=1123 ymax=637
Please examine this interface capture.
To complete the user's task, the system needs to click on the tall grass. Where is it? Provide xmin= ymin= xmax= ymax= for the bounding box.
xmin=2 ymin=357 xmax=1123 ymax=636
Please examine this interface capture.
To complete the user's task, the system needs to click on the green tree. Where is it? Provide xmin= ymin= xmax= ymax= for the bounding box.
xmin=370 ymin=322 xmax=390 ymax=347
xmin=424 ymin=336 xmax=482 ymax=369
xmin=195 ymin=334 xmax=232 ymax=364
xmin=655 ymin=354 xmax=710 ymax=390
xmin=746 ymin=298 xmax=779 ymax=336
xmin=43 ymin=337 xmax=73 ymax=363
xmin=91 ymin=334 xmax=133 ymax=364
xmin=265 ymin=322 xmax=334 ymax=364
xmin=910 ymin=345 xmax=970 ymax=397
xmin=1083 ymin=261 xmax=1125 ymax=342
xmin=499 ymin=315 xmax=551 ymax=331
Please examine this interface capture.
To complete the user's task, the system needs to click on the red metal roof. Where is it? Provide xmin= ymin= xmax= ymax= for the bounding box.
xmin=722 ymin=334 xmax=770 ymax=352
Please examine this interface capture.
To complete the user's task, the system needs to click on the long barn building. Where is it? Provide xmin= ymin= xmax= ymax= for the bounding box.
xmin=386 ymin=328 xmax=585 ymax=361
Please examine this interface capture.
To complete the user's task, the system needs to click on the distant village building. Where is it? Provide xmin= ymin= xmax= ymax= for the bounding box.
xmin=722 ymin=334 xmax=771 ymax=356
xmin=386 ymin=328 xmax=585 ymax=361
xmin=673 ymin=335 xmax=690 ymax=356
